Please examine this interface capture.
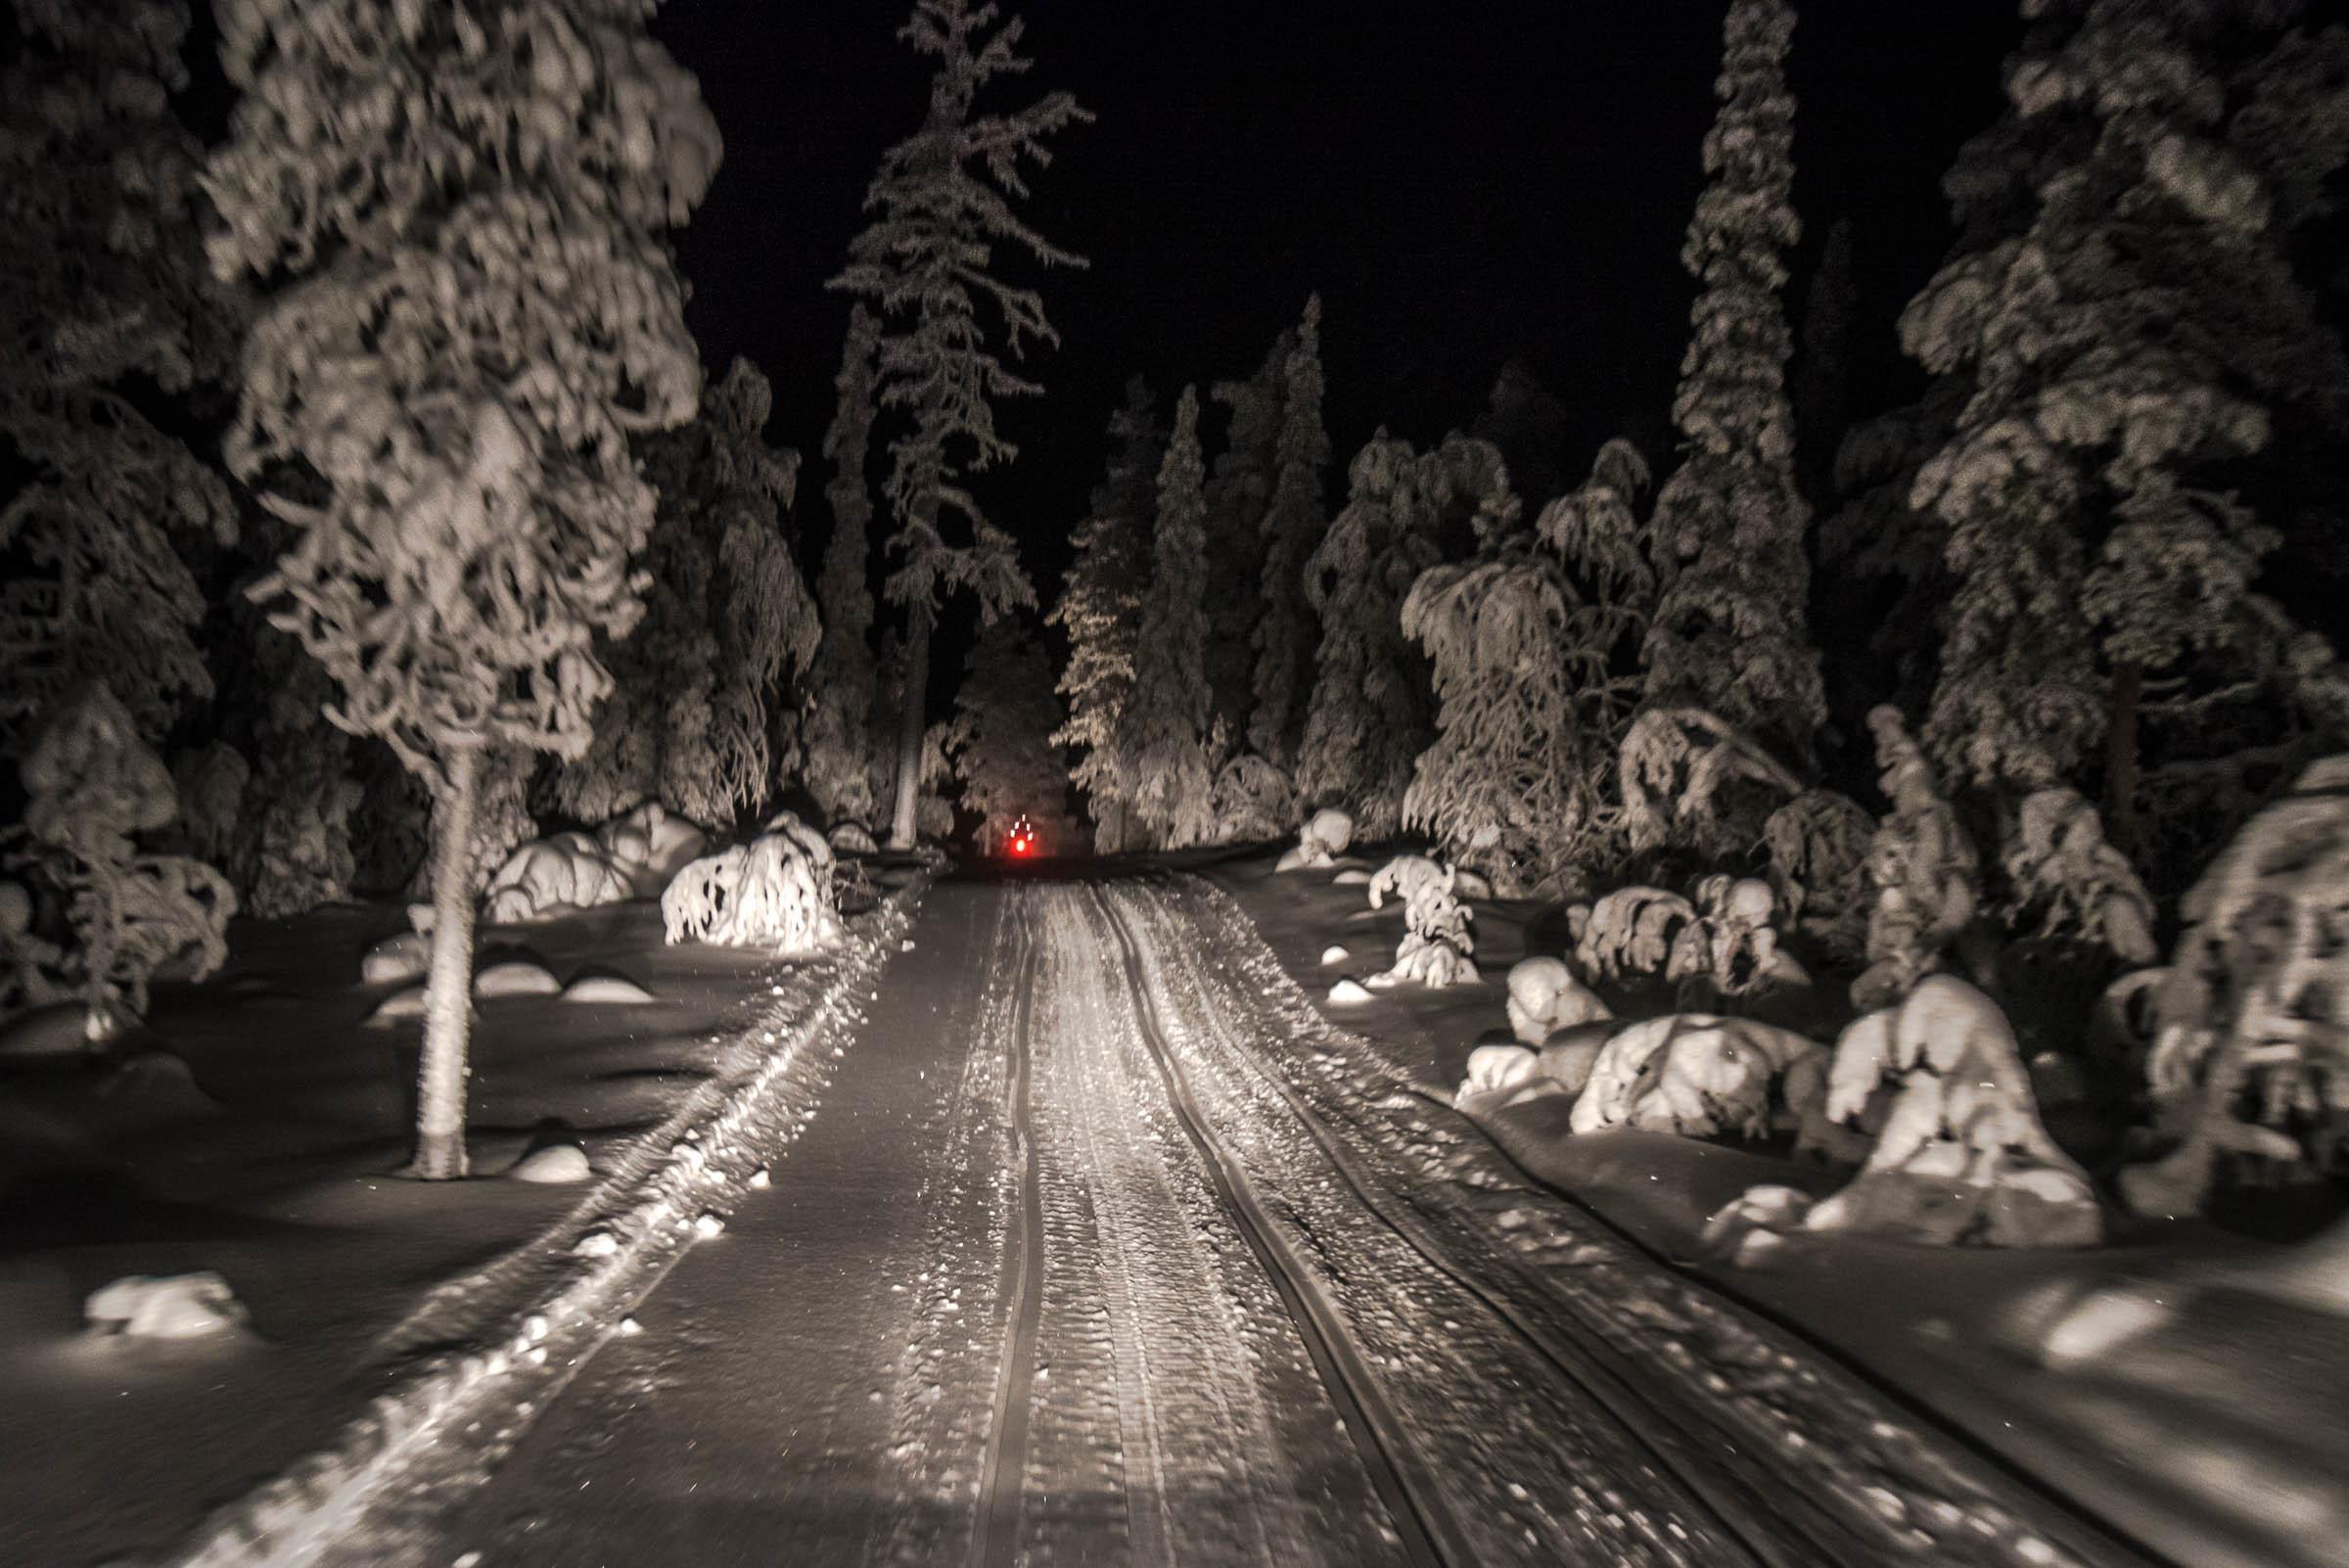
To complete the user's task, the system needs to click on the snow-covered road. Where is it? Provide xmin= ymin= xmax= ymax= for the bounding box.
xmin=399 ymin=874 xmax=2151 ymax=1568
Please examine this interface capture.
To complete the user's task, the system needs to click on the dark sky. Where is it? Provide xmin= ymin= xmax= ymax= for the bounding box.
xmin=655 ymin=0 xmax=2023 ymax=602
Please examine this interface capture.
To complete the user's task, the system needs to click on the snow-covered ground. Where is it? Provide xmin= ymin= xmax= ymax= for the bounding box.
xmin=0 ymin=864 xmax=929 ymax=1567
xmin=1206 ymin=848 xmax=2349 ymax=1568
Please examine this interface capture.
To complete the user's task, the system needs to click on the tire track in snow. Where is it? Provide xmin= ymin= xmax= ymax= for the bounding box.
xmin=970 ymin=897 xmax=1045 ymax=1568
xmin=1084 ymin=883 xmax=1477 ymax=1568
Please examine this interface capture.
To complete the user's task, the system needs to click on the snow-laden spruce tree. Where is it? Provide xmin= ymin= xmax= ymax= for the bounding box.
xmin=945 ymin=615 xmax=1068 ymax=853
xmin=1050 ymin=378 xmax=1164 ymax=853
xmin=1404 ymin=439 xmax=1651 ymax=895
xmin=830 ymin=0 xmax=1089 ymax=851
xmin=207 ymin=0 xmax=720 ymax=1179
xmin=1639 ymin=0 xmax=1824 ymax=775
xmin=802 ymin=305 xmax=885 ymax=828
xmin=1117 ymin=387 xmax=1220 ymax=849
xmin=0 ymin=0 xmax=238 ymax=755
xmin=1248 ymin=296 xmax=1331 ymax=771
xmin=1298 ymin=434 xmax=1514 ymax=841
xmin=556 ymin=357 xmax=815 ymax=827
xmin=231 ymin=631 xmax=362 ymax=918
xmin=1905 ymin=0 xmax=2349 ymax=873
xmin=1202 ymin=326 xmax=1290 ymax=748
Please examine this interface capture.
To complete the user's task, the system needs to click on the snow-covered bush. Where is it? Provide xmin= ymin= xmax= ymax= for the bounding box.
xmin=1779 ymin=977 xmax=2102 ymax=1247
xmin=1 ymin=683 xmax=233 ymax=1033
xmin=1570 ymin=1015 xmax=1826 ymax=1139
xmin=1366 ymin=854 xmax=1477 ymax=989
xmin=1274 ymin=807 xmax=1355 ymax=872
xmin=480 ymin=834 xmax=634 ymax=926
xmin=1679 ymin=874 xmax=1811 ymax=1002
xmin=85 ymin=1271 xmax=249 ymax=1340
xmin=169 ymin=744 xmax=248 ymax=869
xmin=662 ymin=812 xmax=842 ymax=956
xmin=1761 ymin=787 xmax=1874 ymax=955
xmin=2119 ymin=758 xmax=2349 ymax=1219
xmin=1999 ymin=787 xmax=2158 ymax=967
xmin=1574 ymin=886 xmax=1701 ymax=984
xmin=1504 ymin=956 xmax=1610 ymax=1044
xmin=1209 ymin=755 xmax=1295 ymax=847
xmin=1619 ymin=706 xmax=1807 ymax=859
xmin=594 ymin=801 xmax=708 ymax=889
xmin=1854 ymin=705 xmax=1980 ymax=1011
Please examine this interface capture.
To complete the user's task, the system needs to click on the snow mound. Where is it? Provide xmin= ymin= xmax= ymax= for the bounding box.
xmin=1453 ymin=869 xmax=1494 ymax=900
xmin=1319 ymin=945 xmax=1350 ymax=965
xmin=1535 ymin=1023 xmax=1612 ymax=1095
xmin=364 ymin=986 xmax=427 ymax=1026
xmin=85 ymin=1271 xmax=250 ymax=1339
xmin=1327 ymin=978 xmax=1374 ymax=1004
xmin=1275 ymin=807 xmax=1355 ymax=871
xmin=509 ymin=1143 xmax=590 ymax=1183
xmin=1505 ymin=956 xmax=1610 ymax=1044
xmin=474 ymin=959 xmax=561 ymax=997
xmin=1699 ymin=1186 xmax=1812 ymax=1268
xmin=0 ymin=999 xmax=120 ymax=1058
xmin=360 ymin=931 xmax=430 ymax=986
xmin=99 ymin=1050 xmax=223 ymax=1121
xmin=1331 ymin=868 xmax=1370 ymax=886
xmin=561 ymin=973 xmax=656 ymax=1004
xmin=595 ymin=801 xmax=709 ymax=889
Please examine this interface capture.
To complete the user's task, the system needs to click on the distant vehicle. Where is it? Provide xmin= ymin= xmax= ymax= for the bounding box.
xmin=1005 ymin=815 xmax=1038 ymax=857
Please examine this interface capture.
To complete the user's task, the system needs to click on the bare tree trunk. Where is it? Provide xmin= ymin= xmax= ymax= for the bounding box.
xmin=2103 ymin=661 xmax=2142 ymax=854
xmin=888 ymin=608 xmax=931 ymax=851
xmin=411 ymin=743 xmax=480 ymax=1179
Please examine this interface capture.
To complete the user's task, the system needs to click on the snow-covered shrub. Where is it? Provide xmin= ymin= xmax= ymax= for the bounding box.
xmin=1762 ymin=787 xmax=1874 ymax=955
xmin=1854 ymin=705 xmax=1980 ymax=1011
xmin=1 ymin=683 xmax=233 ymax=1033
xmin=1457 ymin=1041 xmax=1543 ymax=1105
xmin=1209 ymin=754 xmax=1296 ymax=847
xmin=1679 ymin=875 xmax=1811 ymax=1002
xmin=1367 ymin=855 xmax=1477 ymax=988
xmin=662 ymin=812 xmax=842 ymax=955
xmin=1999 ymin=787 xmax=2158 ymax=967
xmin=1504 ymin=956 xmax=1611 ymax=1044
xmin=593 ymin=801 xmax=708 ymax=890
xmin=1785 ymin=977 xmax=2101 ymax=1247
xmin=480 ymin=834 xmax=634 ymax=926
xmin=2118 ymin=758 xmax=2349 ymax=1219
xmin=1619 ymin=706 xmax=1808 ymax=858
xmin=1274 ymin=807 xmax=1355 ymax=872
xmin=1570 ymin=1014 xmax=1827 ymax=1139
xmin=170 ymin=745 xmax=249 ymax=869
xmin=1574 ymin=886 xmax=1701 ymax=984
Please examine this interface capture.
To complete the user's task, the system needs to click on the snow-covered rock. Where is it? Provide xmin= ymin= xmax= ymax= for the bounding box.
xmin=474 ymin=959 xmax=561 ymax=997
xmin=827 ymin=821 xmax=879 ymax=856
xmin=1504 ymin=956 xmax=1610 ymax=1044
xmin=1797 ymin=977 xmax=2102 ymax=1247
xmin=359 ymin=931 xmax=430 ymax=986
xmin=1458 ymin=1041 xmax=1541 ymax=1101
xmin=85 ymin=1272 xmax=250 ymax=1339
xmin=562 ymin=973 xmax=656 ymax=1004
xmin=1319 ymin=945 xmax=1350 ymax=965
xmin=1327 ymin=978 xmax=1374 ymax=1004
xmin=509 ymin=1143 xmax=591 ymax=1183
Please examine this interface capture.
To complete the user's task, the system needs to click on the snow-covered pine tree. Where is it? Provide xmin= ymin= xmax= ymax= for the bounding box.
xmin=1408 ymin=446 xmax=1634 ymax=898
xmin=1050 ymin=378 xmax=1164 ymax=853
xmin=803 ymin=304 xmax=885 ymax=828
xmin=558 ymin=357 xmax=814 ymax=827
xmin=829 ymin=0 xmax=1089 ymax=851
xmin=1639 ymin=0 xmax=1824 ymax=774
xmin=945 ymin=615 xmax=1068 ymax=853
xmin=1247 ymin=296 xmax=1331 ymax=771
xmin=207 ymin=0 xmax=720 ymax=1179
xmin=1904 ymin=0 xmax=2349 ymax=873
xmin=1792 ymin=215 xmax=1854 ymax=515
xmin=1117 ymin=387 xmax=1219 ymax=849
xmin=0 ymin=0 xmax=237 ymax=754
xmin=1298 ymin=434 xmax=1514 ymax=841
xmin=1202 ymin=326 xmax=1290 ymax=748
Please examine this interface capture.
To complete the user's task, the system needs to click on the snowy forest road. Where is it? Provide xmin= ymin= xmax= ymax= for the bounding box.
xmin=405 ymin=873 xmax=2157 ymax=1568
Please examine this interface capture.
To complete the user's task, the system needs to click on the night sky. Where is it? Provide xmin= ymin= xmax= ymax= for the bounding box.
xmin=655 ymin=1 xmax=2022 ymax=601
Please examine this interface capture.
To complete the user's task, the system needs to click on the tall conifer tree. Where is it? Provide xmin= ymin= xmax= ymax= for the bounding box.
xmin=1118 ymin=388 xmax=1217 ymax=848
